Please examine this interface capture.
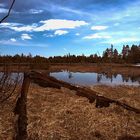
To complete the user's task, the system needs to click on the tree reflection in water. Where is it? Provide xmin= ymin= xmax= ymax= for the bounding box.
xmin=97 ymin=72 xmax=140 ymax=84
xmin=50 ymin=71 xmax=140 ymax=86
xmin=68 ymin=71 xmax=73 ymax=79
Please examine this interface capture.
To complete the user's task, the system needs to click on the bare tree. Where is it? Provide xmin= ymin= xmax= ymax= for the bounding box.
xmin=0 ymin=0 xmax=16 ymax=23
xmin=0 ymin=64 xmax=22 ymax=103
xmin=0 ymin=0 xmax=18 ymax=103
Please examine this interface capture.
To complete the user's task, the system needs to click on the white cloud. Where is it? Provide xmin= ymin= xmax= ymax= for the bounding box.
xmin=21 ymin=34 xmax=32 ymax=40
xmin=106 ymin=37 xmax=140 ymax=44
xmin=91 ymin=26 xmax=108 ymax=31
xmin=0 ymin=8 xmax=8 ymax=13
xmin=10 ymin=38 xmax=16 ymax=42
xmin=75 ymin=33 xmax=80 ymax=36
xmin=54 ymin=30 xmax=68 ymax=36
xmin=46 ymin=34 xmax=54 ymax=38
xmin=35 ymin=19 xmax=88 ymax=31
xmin=83 ymin=33 xmax=111 ymax=39
xmin=0 ymin=39 xmax=48 ymax=47
xmin=0 ymin=39 xmax=21 ymax=46
xmin=0 ymin=23 xmax=10 ymax=26
xmin=0 ymin=19 xmax=88 ymax=32
xmin=0 ymin=22 xmax=23 ymax=27
xmin=29 ymin=9 xmax=43 ymax=14
xmin=11 ymin=24 xmax=37 ymax=32
xmin=56 ymin=6 xmax=93 ymax=17
xmin=45 ymin=30 xmax=68 ymax=38
xmin=0 ymin=22 xmax=36 ymax=32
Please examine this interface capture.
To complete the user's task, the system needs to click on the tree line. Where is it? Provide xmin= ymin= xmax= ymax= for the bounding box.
xmin=0 ymin=44 xmax=140 ymax=64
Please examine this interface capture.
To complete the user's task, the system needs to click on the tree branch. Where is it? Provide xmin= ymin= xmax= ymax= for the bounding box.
xmin=0 ymin=0 xmax=15 ymax=23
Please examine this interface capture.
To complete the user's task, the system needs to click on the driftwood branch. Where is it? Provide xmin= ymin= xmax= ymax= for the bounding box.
xmin=0 ymin=0 xmax=15 ymax=23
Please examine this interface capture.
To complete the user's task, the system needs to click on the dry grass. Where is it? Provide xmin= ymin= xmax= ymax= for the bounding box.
xmin=0 ymin=81 xmax=139 ymax=140
xmin=91 ymin=85 xmax=140 ymax=108
xmin=0 ymin=100 xmax=16 ymax=140
xmin=0 ymin=85 xmax=21 ymax=140
xmin=27 ymin=84 xmax=140 ymax=140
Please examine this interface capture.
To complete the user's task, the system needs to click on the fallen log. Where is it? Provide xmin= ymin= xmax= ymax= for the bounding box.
xmin=29 ymin=71 xmax=140 ymax=114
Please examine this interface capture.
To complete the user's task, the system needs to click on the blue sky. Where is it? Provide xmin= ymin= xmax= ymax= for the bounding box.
xmin=0 ymin=0 xmax=140 ymax=57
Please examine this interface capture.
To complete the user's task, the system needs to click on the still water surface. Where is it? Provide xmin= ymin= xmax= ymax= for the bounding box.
xmin=1 ymin=72 xmax=139 ymax=86
xmin=50 ymin=70 xmax=140 ymax=86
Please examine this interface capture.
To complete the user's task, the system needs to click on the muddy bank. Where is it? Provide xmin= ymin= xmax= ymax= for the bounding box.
xmin=27 ymin=84 xmax=140 ymax=140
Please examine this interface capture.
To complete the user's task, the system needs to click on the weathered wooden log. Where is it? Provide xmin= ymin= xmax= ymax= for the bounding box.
xmin=14 ymin=73 xmax=30 ymax=140
xmin=29 ymin=71 xmax=140 ymax=114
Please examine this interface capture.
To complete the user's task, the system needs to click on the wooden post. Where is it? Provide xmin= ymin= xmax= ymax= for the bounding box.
xmin=14 ymin=73 xmax=30 ymax=140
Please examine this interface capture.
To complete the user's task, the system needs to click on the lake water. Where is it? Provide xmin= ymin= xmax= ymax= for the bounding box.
xmin=0 ymin=72 xmax=23 ymax=84
xmin=50 ymin=70 xmax=140 ymax=86
xmin=0 ymin=71 xmax=139 ymax=86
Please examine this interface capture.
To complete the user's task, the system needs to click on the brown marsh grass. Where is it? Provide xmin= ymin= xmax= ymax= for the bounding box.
xmin=27 ymin=84 xmax=140 ymax=140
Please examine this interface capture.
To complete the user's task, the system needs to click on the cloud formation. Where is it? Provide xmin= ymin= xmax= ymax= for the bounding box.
xmin=54 ymin=30 xmax=68 ymax=36
xmin=35 ymin=19 xmax=88 ymax=31
xmin=29 ymin=9 xmax=43 ymax=14
xmin=75 ymin=33 xmax=80 ymax=36
xmin=11 ymin=25 xmax=36 ymax=32
xmin=0 ymin=8 xmax=8 ymax=13
xmin=105 ymin=37 xmax=140 ymax=44
xmin=21 ymin=34 xmax=32 ymax=40
xmin=0 ymin=19 xmax=88 ymax=32
xmin=83 ymin=33 xmax=111 ymax=39
xmin=91 ymin=26 xmax=108 ymax=31
xmin=10 ymin=38 xmax=16 ymax=42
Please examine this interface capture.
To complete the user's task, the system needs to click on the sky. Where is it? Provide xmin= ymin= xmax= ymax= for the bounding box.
xmin=0 ymin=0 xmax=140 ymax=57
